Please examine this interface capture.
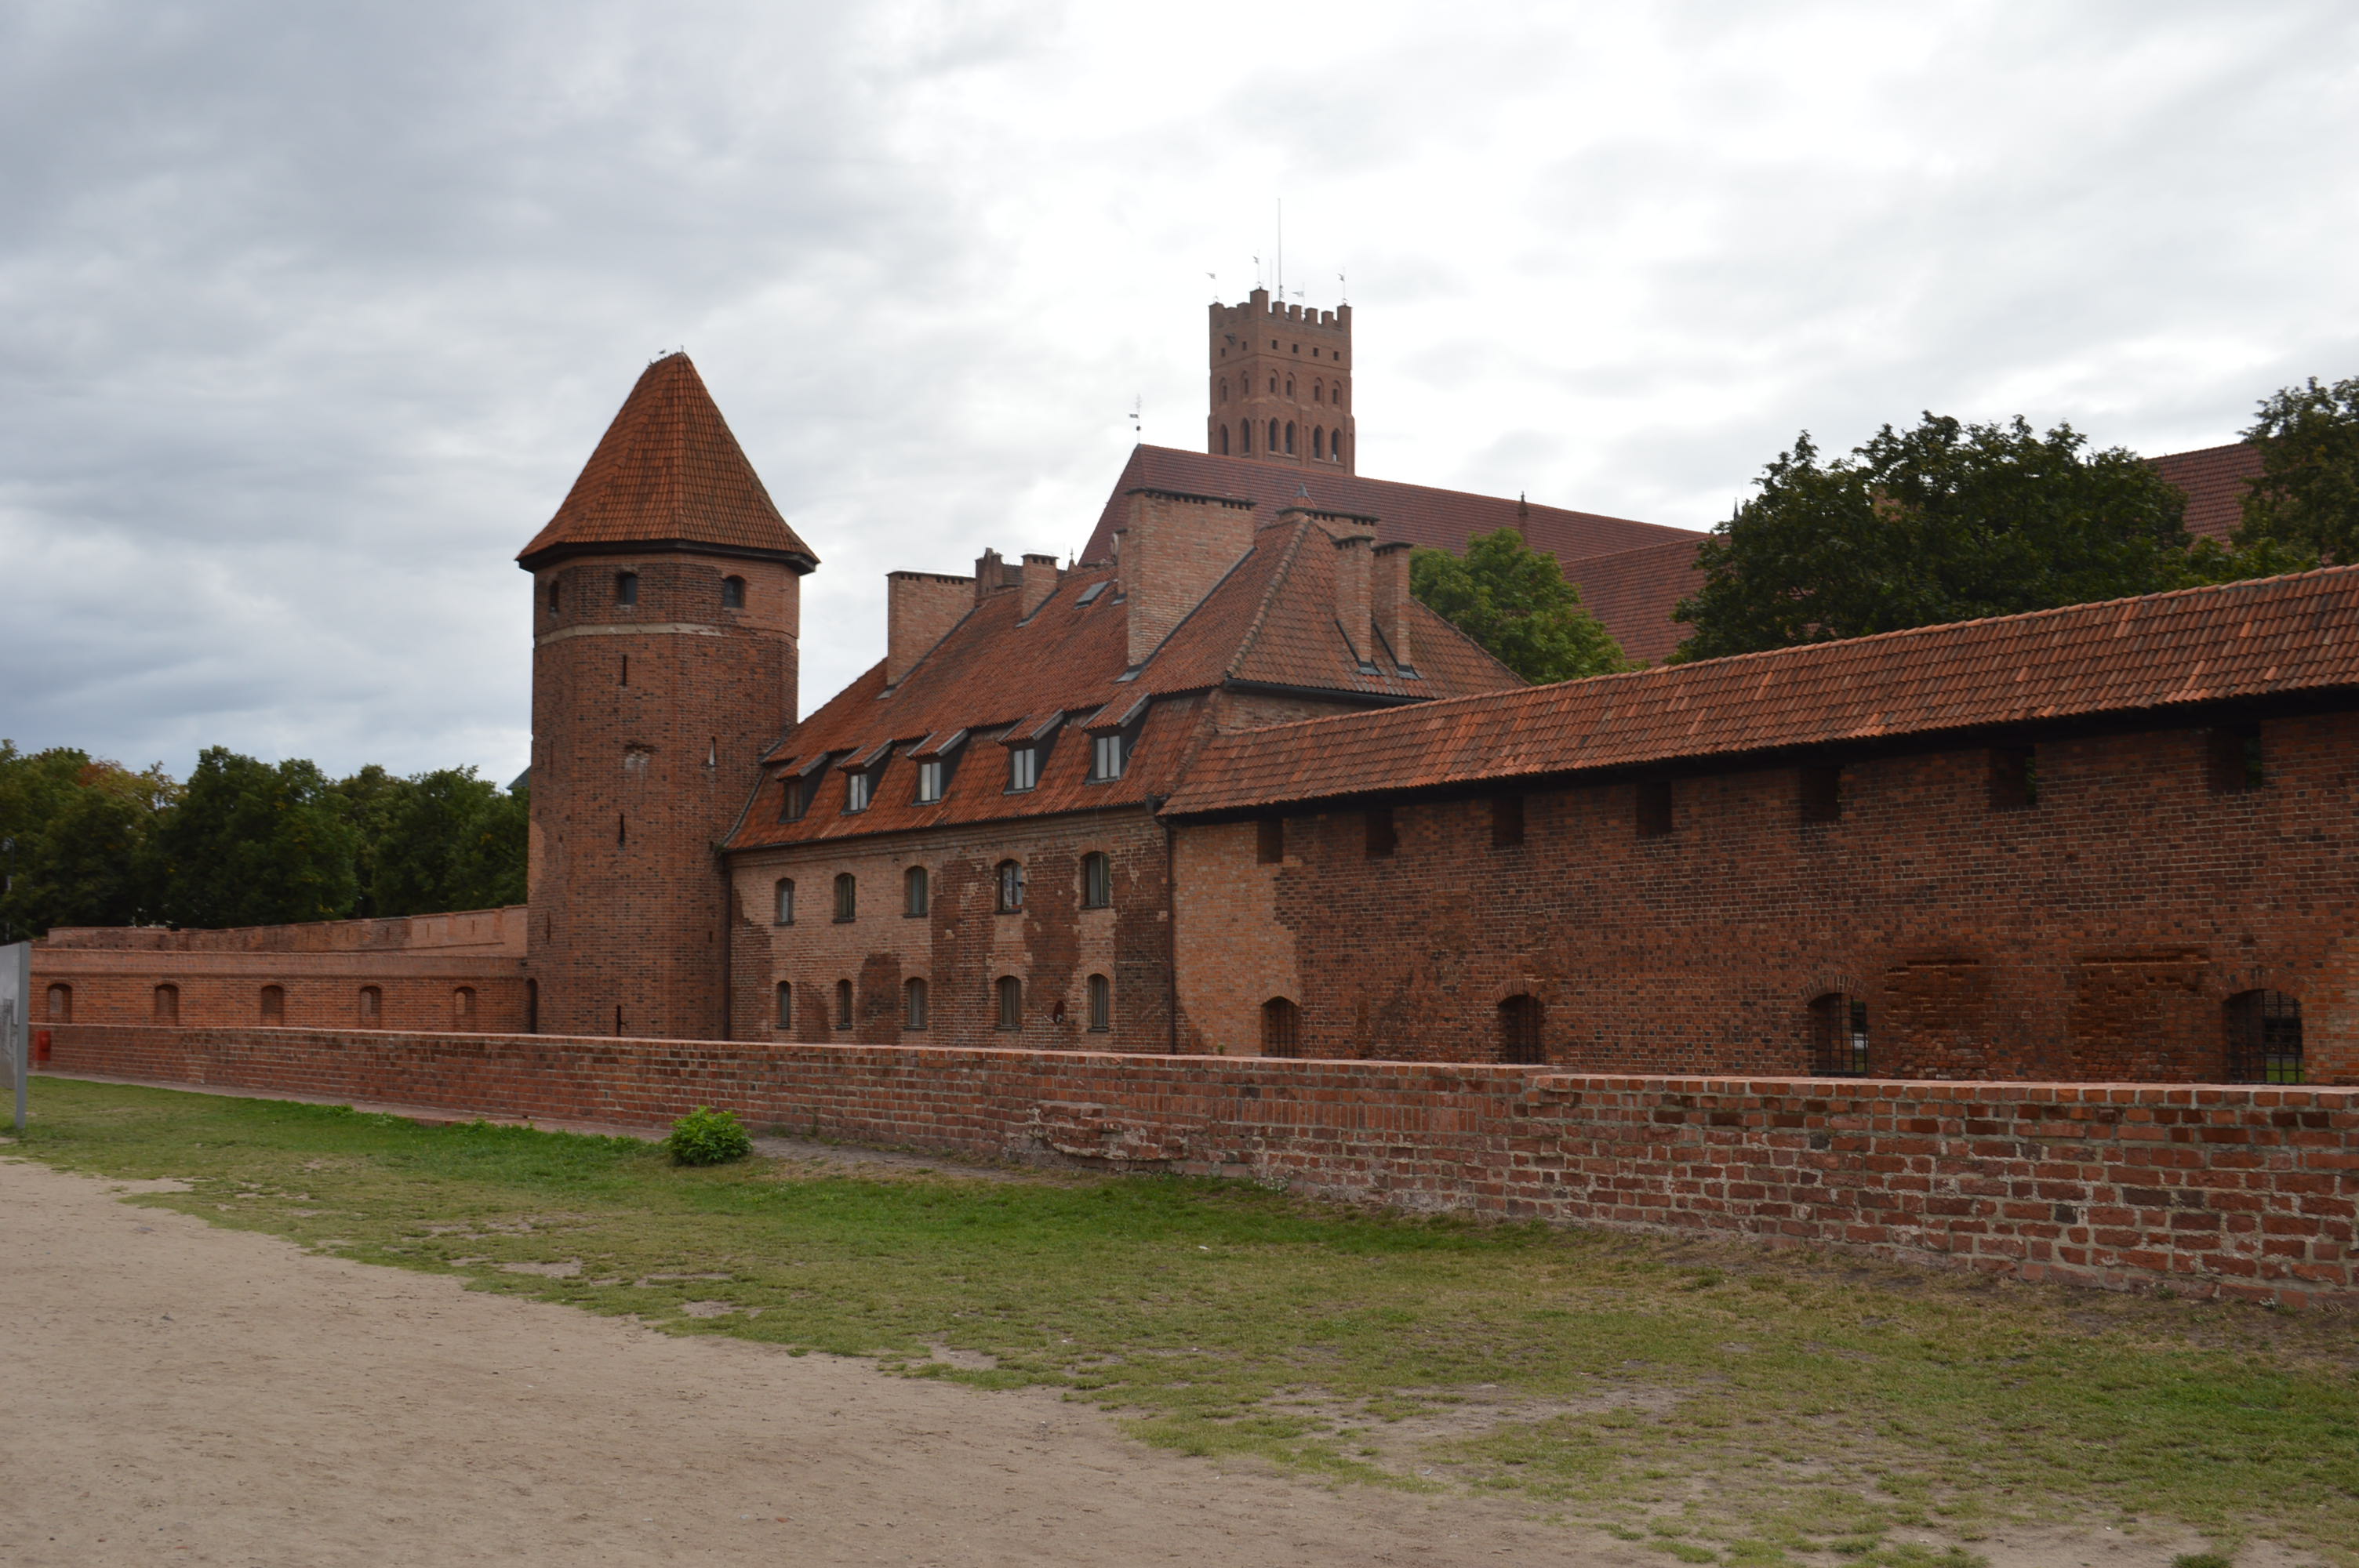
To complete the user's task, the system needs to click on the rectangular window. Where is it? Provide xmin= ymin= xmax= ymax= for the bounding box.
xmin=916 ymin=759 xmax=944 ymax=804
xmin=845 ymin=770 xmax=872 ymax=813
xmin=2208 ymin=724 xmax=2264 ymax=794
xmin=1989 ymin=746 xmax=2037 ymax=810
xmin=1008 ymin=746 xmax=1039 ymax=793
xmin=1256 ymin=818 xmax=1284 ymax=865
xmin=1081 ymin=852 xmax=1112 ymax=909
xmin=1087 ymin=973 xmax=1111 ymax=1032
xmin=1091 ymin=732 xmax=1127 ymax=782
xmin=779 ymin=777 xmax=808 ymax=822
xmin=1491 ymin=794 xmax=1525 ymax=848
xmin=775 ymin=981 xmax=793 ymax=1029
xmin=615 ymin=572 xmax=638 ymax=607
xmin=1365 ymin=806 xmax=1396 ymax=858
xmin=1799 ymin=764 xmax=1843 ymax=825
xmin=1636 ymin=779 xmax=1673 ymax=839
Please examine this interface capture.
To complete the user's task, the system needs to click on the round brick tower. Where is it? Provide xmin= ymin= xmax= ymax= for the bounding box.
xmin=516 ymin=353 xmax=817 ymax=1040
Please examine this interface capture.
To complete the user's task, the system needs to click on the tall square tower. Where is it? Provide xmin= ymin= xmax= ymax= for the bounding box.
xmin=1208 ymin=288 xmax=1354 ymax=474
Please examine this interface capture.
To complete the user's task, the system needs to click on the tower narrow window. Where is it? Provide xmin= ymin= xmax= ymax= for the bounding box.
xmin=775 ymin=981 xmax=793 ymax=1028
xmin=1261 ymin=997 xmax=1301 ymax=1058
xmin=1809 ymin=993 xmax=1870 ymax=1076
xmin=260 ymin=984 xmax=285 ymax=1025
xmin=452 ymin=986 xmax=477 ymax=1028
xmin=903 ymin=865 xmax=929 ymax=916
xmin=1637 ymin=779 xmax=1673 ymax=838
xmin=833 ymin=873 xmax=856 ymax=922
xmin=1313 ymin=427 xmax=1325 ymax=459
xmin=1492 ymin=794 xmax=1525 ymax=848
xmin=1256 ymin=818 xmax=1284 ymax=864
xmin=615 ymin=572 xmax=638 ymax=607
xmin=1285 ymin=377 xmax=1295 ymax=398
xmin=1270 ymin=419 xmax=1281 ymax=449
xmin=1240 ymin=421 xmax=1251 ymax=454
xmin=358 ymin=985 xmax=382 ymax=1026
xmin=1365 ymin=806 xmax=1396 ymax=858
xmin=996 ymin=859 xmax=1026 ymax=913
xmin=995 ymin=975 xmax=1023 ymax=1030
xmin=834 ymin=978 xmax=854 ymax=1028
xmin=2226 ymin=990 xmax=2303 ymax=1083
xmin=154 ymin=983 xmax=179 ymax=1025
xmin=1498 ymin=994 xmax=1546 ymax=1064
xmin=1799 ymin=764 xmax=1843 ymax=824
xmin=1081 ymin=851 xmax=1112 ymax=909
xmin=1087 ymin=973 xmax=1111 ymax=1032
xmin=547 ymin=581 xmax=562 ymax=616
xmin=773 ymin=878 xmax=794 ymax=924
xmin=620 ymin=654 xmax=629 ymax=687
xmin=2208 ymin=724 xmax=2265 ymax=794
xmin=722 ymin=575 xmax=746 ymax=610
xmin=904 ymin=978 xmax=929 ymax=1030
xmin=1989 ymin=746 xmax=2038 ymax=810
xmin=1285 ymin=422 xmax=1296 ymax=454
xmin=1219 ymin=425 xmax=1230 ymax=454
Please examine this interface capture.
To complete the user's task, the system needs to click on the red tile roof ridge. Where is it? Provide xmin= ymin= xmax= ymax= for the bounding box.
xmin=1216 ymin=519 xmax=1319 ymax=683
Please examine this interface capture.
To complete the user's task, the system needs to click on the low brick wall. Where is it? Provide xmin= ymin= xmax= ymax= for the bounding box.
xmin=38 ymin=1024 xmax=2359 ymax=1306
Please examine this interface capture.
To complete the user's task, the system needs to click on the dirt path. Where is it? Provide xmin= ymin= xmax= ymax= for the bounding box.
xmin=0 ymin=1156 xmax=1627 ymax=1567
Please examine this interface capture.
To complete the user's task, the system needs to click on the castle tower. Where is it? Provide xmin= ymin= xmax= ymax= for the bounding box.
xmin=516 ymin=353 xmax=816 ymax=1040
xmin=1207 ymin=287 xmax=1354 ymax=474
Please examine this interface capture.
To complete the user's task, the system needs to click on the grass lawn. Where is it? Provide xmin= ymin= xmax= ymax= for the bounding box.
xmin=12 ymin=1076 xmax=2358 ymax=1566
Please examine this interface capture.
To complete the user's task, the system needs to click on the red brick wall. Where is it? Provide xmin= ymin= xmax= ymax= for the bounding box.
xmin=42 ymin=1024 xmax=2357 ymax=1306
xmin=1173 ymin=713 xmax=2359 ymax=1083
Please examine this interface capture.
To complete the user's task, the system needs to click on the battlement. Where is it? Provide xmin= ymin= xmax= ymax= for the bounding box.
xmin=1210 ymin=288 xmax=1350 ymax=336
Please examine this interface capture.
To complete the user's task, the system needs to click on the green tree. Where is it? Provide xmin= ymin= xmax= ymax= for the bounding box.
xmin=2237 ymin=375 xmax=2359 ymax=563
xmin=0 ymin=745 xmax=176 ymax=938
xmin=1410 ymin=526 xmax=1630 ymax=684
xmin=1672 ymin=414 xmax=2289 ymax=662
xmin=367 ymin=768 xmax=528 ymax=916
xmin=151 ymin=748 xmax=359 ymax=929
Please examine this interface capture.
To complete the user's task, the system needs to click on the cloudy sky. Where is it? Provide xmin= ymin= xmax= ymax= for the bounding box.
xmin=3 ymin=1 xmax=2354 ymax=783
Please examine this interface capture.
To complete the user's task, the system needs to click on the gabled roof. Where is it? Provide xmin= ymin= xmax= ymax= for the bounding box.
xmin=1078 ymin=446 xmax=1699 ymax=570
xmin=1561 ymin=536 xmax=1707 ymax=667
xmin=1164 ymin=564 xmax=2359 ymax=818
xmin=517 ymin=353 xmax=817 ymax=572
xmin=2150 ymin=441 xmax=2264 ymax=544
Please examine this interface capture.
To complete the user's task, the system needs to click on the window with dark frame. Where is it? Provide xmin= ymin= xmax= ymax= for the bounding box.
xmin=904 ymin=978 xmax=929 ymax=1031
xmin=722 ymin=575 xmax=746 ymax=610
xmin=2226 ymin=990 xmax=2303 ymax=1083
xmin=916 ymin=759 xmax=945 ymax=804
xmin=1260 ymin=996 xmax=1302 ymax=1058
xmin=1497 ymin=994 xmax=1545 ymax=1064
xmin=779 ymin=775 xmax=809 ymax=822
xmin=775 ymin=981 xmax=793 ymax=1029
xmin=845 ymin=769 xmax=873 ymax=813
xmin=1081 ymin=851 xmax=1112 ymax=909
xmin=1809 ymin=993 xmax=1870 ymax=1076
xmin=903 ymin=866 xmax=929 ymax=916
xmin=1087 ymin=973 xmax=1111 ymax=1032
xmin=833 ymin=872 xmax=856 ymax=923
xmin=547 ymin=582 xmax=562 ymax=616
xmin=1989 ymin=746 xmax=2038 ymax=810
xmin=834 ymin=978 xmax=853 ymax=1028
xmin=1492 ymin=794 xmax=1525 ymax=848
xmin=1365 ymin=806 xmax=1396 ymax=858
xmin=996 ymin=859 xmax=1026 ymax=913
xmin=2208 ymin=724 xmax=2265 ymax=794
xmin=1636 ymin=779 xmax=1673 ymax=838
xmin=995 ymin=975 xmax=1023 ymax=1030
xmin=615 ymin=571 xmax=638 ymax=607
xmin=1008 ymin=745 xmax=1039 ymax=793
xmin=1800 ymin=764 xmax=1843 ymax=825
xmin=1256 ymin=818 xmax=1284 ymax=864
xmin=773 ymin=878 xmax=794 ymax=924
xmin=1090 ymin=731 xmax=1127 ymax=782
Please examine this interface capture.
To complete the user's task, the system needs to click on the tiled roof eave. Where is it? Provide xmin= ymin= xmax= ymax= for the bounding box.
xmin=515 ymin=535 xmax=819 ymax=573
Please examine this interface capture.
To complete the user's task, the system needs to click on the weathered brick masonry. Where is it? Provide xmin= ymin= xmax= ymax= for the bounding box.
xmin=42 ymin=1025 xmax=2359 ymax=1307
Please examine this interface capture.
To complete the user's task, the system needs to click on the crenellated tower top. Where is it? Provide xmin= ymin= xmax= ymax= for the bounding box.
xmin=1207 ymin=287 xmax=1354 ymax=474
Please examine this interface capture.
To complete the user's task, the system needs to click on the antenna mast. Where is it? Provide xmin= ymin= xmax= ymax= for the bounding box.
xmin=1276 ymin=198 xmax=1283 ymax=299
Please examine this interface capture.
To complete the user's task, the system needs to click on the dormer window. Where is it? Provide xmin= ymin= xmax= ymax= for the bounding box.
xmin=1090 ymin=732 xmax=1127 ymax=782
xmin=845 ymin=770 xmax=873 ymax=813
xmin=722 ymin=575 xmax=746 ymax=610
xmin=917 ymin=759 xmax=944 ymax=804
xmin=615 ymin=572 xmax=638 ymax=607
xmin=1008 ymin=746 xmax=1039 ymax=793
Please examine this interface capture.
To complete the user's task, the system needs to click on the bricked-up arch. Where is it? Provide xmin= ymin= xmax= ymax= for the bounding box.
xmin=905 ymin=977 xmax=929 ymax=1030
xmin=2226 ymin=990 xmax=2303 ymax=1083
xmin=1261 ymin=996 xmax=1301 ymax=1057
xmin=260 ymin=985 xmax=285 ymax=1025
xmin=153 ymin=984 xmax=178 ymax=1024
xmin=995 ymin=975 xmax=1023 ymax=1031
xmin=1810 ymin=993 xmax=1870 ymax=1076
xmin=1498 ymin=994 xmax=1546 ymax=1064
xmin=358 ymin=985 xmax=382 ymax=1027
xmin=453 ymin=986 xmax=477 ymax=1029
xmin=773 ymin=878 xmax=795 ymax=924
xmin=45 ymin=984 xmax=70 ymax=1023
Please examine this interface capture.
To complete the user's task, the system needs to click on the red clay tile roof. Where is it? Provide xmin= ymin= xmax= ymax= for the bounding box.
xmin=2150 ymin=441 xmax=2263 ymax=544
xmin=1079 ymin=446 xmax=1699 ymax=568
xmin=726 ymin=515 xmax=1521 ymax=851
xmin=517 ymin=354 xmax=817 ymax=570
xmin=1561 ymin=535 xmax=1707 ymax=666
xmin=1164 ymin=564 xmax=2359 ymax=818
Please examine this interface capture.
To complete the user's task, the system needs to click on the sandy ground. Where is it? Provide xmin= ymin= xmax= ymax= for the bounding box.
xmin=0 ymin=1142 xmax=2293 ymax=1568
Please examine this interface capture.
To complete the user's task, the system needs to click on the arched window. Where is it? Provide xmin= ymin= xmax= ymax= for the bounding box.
xmin=905 ymin=977 xmax=929 ymax=1030
xmin=1240 ymin=421 xmax=1251 ymax=454
xmin=1080 ymin=851 xmax=1111 ymax=909
xmin=904 ymin=865 xmax=929 ymax=916
xmin=525 ymin=978 xmax=538 ymax=1034
xmin=775 ymin=981 xmax=793 ymax=1029
xmin=996 ymin=859 xmax=1026 ymax=913
xmin=1268 ymin=376 xmax=1278 ymax=394
xmin=1312 ymin=427 xmax=1325 ymax=459
xmin=1285 ymin=376 xmax=1295 ymax=398
xmin=154 ymin=983 xmax=179 ymax=1025
xmin=260 ymin=985 xmax=285 ymax=1025
xmin=1809 ymin=993 xmax=1869 ymax=1076
xmin=358 ymin=985 xmax=383 ymax=1027
xmin=2226 ymin=990 xmax=2303 ymax=1083
xmin=1217 ymin=378 xmax=1227 ymax=404
xmin=722 ymin=575 xmax=746 ymax=610
xmin=453 ymin=986 xmax=477 ymax=1028
xmin=1331 ymin=433 xmax=1345 ymax=465
xmin=1087 ymin=973 xmax=1111 ymax=1033
xmin=1498 ymin=995 xmax=1546 ymax=1064
xmin=1270 ymin=419 xmax=1281 ymax=450
xmin=45 ymin=983 xmax=71 ymax=1023
xmin=1261 ymin=997 xmax=1301 ymax=1058
xmin=834 ymin=978 xmax=853 ymax=1028
xmin=615 ymin=571 xmax=638 ymax=607
xmin=1219 ymin=425 xmax=1230 ymax=455
xmin=773 ymin=878 xmax=795 ymax=924
xmin=995 ymin=975 xmax=1023 ymax=1030
xmin=1314 ymin=380 xmax=1324 ymax=404
xmin=1285 ymin=422 xmax=1296 ymax=455
xmin=833 ymin=873 xmax=856 ymax=923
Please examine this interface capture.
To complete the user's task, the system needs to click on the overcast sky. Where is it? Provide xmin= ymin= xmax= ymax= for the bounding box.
xmin=4 ymin=1 xmax=2355 ymax=783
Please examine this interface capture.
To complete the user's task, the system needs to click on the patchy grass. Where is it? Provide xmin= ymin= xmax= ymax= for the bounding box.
xmin=13 ymin=1076 xmax=2359 ymax=1563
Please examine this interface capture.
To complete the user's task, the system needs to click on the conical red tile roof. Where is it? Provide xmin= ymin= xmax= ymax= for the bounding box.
xmin=516 ymin=353 xmax=817 ymax=571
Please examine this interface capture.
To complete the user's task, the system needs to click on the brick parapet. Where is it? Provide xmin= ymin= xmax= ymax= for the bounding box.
xmin=41 ymin=1025 xmax=2357 ymax=1305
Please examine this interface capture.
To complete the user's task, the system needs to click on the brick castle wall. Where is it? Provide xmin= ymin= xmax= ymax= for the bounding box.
xmin=42 ymin=1024 xmax=2356 ymax=1305
xmin=1172 ymin=711 xmax=2359 ymax=1083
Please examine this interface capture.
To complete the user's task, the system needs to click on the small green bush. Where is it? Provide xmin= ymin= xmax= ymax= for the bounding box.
xmin=2171 ymin=1555 xmax=2233 ymax=1568
xmin=665 ymin=1107 xmax=753 ymax=1167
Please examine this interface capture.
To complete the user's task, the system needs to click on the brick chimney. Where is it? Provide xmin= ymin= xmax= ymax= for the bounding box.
xmin=1332 ymin=528 xmax=1376 ymax=666
xmin=1121 ymin=488 xmax=1256 ymax=668
xmin=1372 ymin=540 xmax=1414 ymax=671
xmin=972 ymin=548 xmax=1020 ymax=602
xmin=886 ymin=571 xmax=974 ymax=688
xmin=1020 ymin=553 xmax=1060 ymax=619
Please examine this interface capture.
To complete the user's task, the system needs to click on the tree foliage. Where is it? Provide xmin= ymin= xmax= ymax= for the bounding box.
xmin=2237 ymin=375 xmax=2359 ymax=564
xmin=1409 ymin=526 xmax=1630 ymax=684
xmin=1668 ymin=415 xmax=2281 ymax=662
xmin=0 ymin=740 xmax=526 ymax=938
